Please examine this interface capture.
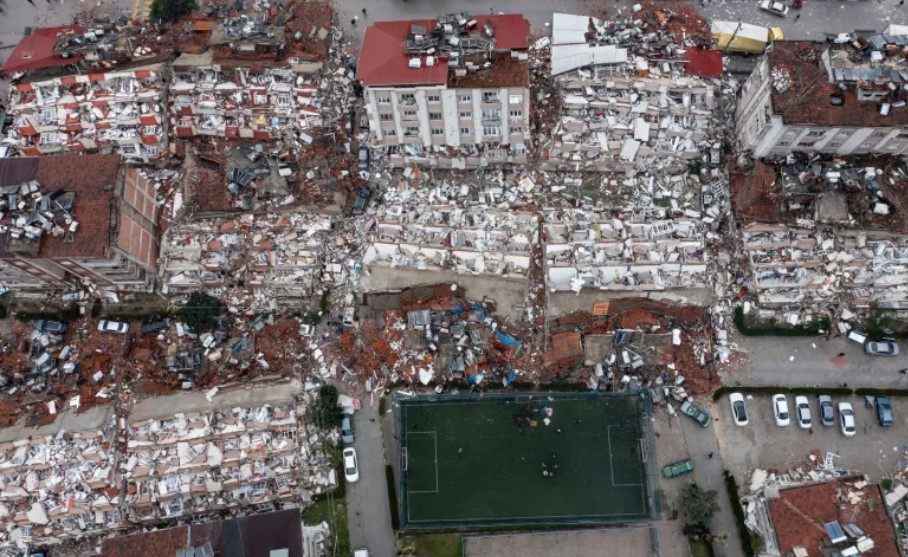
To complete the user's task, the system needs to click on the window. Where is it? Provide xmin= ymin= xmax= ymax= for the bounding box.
xmin=509 ymin=94 xmax=522 ymax=105
xmin=461 ymin=127 xmax=471 ymax=135
xmin=804 ymin=130 xmax=825 ymax=137
xmin=276 ymin=94 xmax=292 ymax=107
xmin=777 ymin=141 xmax=791 ymax=147
xmin=143 ymin=125 xmax=159 ymax=135
xmin=377 ymin=95 xmax=391 ymax=104
xmin=427 ymin=95 xmax=441 ymax=103
xmin=145 ymin=145 xmax=161 ymax=157
xmin=483 ymin=126 xmax=500 ymax=137
xmin=511 ymin=127 xmax=524 ymax=134
xmin=385 ymin=129 xmax=396 ymax=136
xmin=429 ymin=112 xmax=442 ymax=120
xmin=459 ymin=111 xmax=472 ymax=119
xmin=380 ymin=113 xmax=393 ymax=121
xmin=458 ymin=94 xmax=471 ymax=103
xmin=431 ymin=128 xmax=443 ymax=135
xmin=405 ymin=126 xmax=419 ymax=136
xmin=827 ymin=142 xmax=841 ymax=148
xmin=403 ymin=110 xmax=417 ymax=118
xmin=482 ymin=109 xmax=500 ymax=121
xmin=509 ymin=110 xmax=523 ymax=119
xmin=482 ymin=92 xmax=499 ymax=103
xmin=399 ymin=93 xmax=416 ymax=105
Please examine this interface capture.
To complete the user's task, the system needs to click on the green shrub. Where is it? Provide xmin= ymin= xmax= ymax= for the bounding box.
xmin=312 ymin=385 xmax=341 ymax=429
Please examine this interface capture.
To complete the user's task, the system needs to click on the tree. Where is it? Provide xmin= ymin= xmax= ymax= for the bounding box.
xmin=312 ymin=385 xmax=341 ymax=430
xmin=148 ymin=0 xmax=198 ymax=23
xmin=681 ymin=482 xmax=720 ymax=530
xmin=179 ymin=292 xmax=222 ymax=333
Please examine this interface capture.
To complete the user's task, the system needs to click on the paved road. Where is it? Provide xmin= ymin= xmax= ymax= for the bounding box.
xmin=727 ymin=331 xmax=908 ymax=388
xmin=346 ymin=404 xmax=396 ymax=557
xmin=679 ymin=414 xmax=745 ymax=557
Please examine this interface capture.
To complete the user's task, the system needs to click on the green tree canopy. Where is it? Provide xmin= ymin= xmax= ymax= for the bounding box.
xmin=682 ymin=482 xmax=720 ymax=530
xmin=149 ymin=0 xmax=199 ymax=23
xmin=312 ymin=385 xmax=341 ymax=429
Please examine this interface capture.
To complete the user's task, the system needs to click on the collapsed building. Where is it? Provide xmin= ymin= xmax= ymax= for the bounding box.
xmin=544 ymin=13 xmax=721 ymax=172
xmin=357 ymin=13 xmax=532 ymax=167
xmin=6 ymin=64 xmax=168 ymax=163
xmin=733 ymin=158 xmax=908 ymax=311
xmin=736 ymin=27 xmax=908 ymax=159
xmin=363 ymin=205 xmax=537 ymax=279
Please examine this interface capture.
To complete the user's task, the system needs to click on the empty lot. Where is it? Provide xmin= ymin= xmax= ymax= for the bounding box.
xmin=715 ymin=393 xmax=908 ymax=484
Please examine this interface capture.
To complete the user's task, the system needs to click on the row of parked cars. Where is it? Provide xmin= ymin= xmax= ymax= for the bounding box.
xmin=730 ymin=392 xmax=894 ymax=437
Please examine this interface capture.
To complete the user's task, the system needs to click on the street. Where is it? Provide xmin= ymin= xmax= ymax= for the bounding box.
xmin=726 ymin=331 xmax=908 ymax=388
xmin=345 ymin=404 xmax=396 ymax=557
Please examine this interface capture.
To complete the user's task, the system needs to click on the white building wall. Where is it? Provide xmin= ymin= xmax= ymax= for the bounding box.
xmin=838 ymin=128 xmax=874 ymax=154
xmin=441 ymin=89 xmax=459 ymax=146
xmin=470 ymin=91 xmax=483 ymax=144
xmin=415 ymin=89 xmax=431 ymax=145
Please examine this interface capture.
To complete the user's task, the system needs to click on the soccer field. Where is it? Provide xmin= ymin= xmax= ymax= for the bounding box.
xmin=397 ymin=393 xmax=653 ymax=528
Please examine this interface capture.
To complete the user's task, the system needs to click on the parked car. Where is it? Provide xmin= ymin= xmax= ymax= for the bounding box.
xmin=299 ymin=324 xmax=315 ymax=337
xmin=730 ymin=392 xmax=748 ymax=426
xmin=772 ymin=394 xmax=790 ymax=427
xmin=34 ymin=320 xmax=67 ymax=334
xmin=680 ymin=400 xmax=711 ymax=427
xmin=97 ymin=320 xmax=129 ymax=334
xmin=794 ymin=396 xmax=812 ymax=429
xmin=141 ymin=318 xmax=168 ymax=336
xmin=352 ymin=185 xmax=373 ymax=214
xmin=876 ymin=396 xmax=894 ymax=427
xmin=838 ymin=402 xmax=856 ymax=437
xmin=354 ymin=550 xmax=370 ymax=557
xmin=758 ymin=0 xmax=789 ymax=16
xmin=341 ymin=413 xmax=355 ymax=444
xmin=357 ymin=145 xmax=371 ymax=171
xmin=662 ymin=459 xmax=695 ymax=479
xmin=865 ymin=340 xmax=899 ymax=356
xmin=818 ymin=395 xmax=835 ymax=426
xmin=343 ymin=447 xmax=359 ymax=483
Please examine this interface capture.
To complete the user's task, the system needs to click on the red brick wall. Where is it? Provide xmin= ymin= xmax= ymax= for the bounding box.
xmin=117 ymin=168 xmax=159 ymax=270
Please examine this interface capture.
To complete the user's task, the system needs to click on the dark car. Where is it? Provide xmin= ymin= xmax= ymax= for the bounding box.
xmin=352 ymin=185 xmax=372 ymax=214
xmin=340 ymin=413 xmax=355 ymax=444
xmin=818 ymin=395 xmax=835 ymax=426
xmin=141 ymin=318 xmax=168 ymax=336
xmin=34 ymin=320 xmax=66 ymax=334
xmin=357 ymin=145 xmax=370 ymax=171
xmin=876 ymin=396 xmax=894 ymax=426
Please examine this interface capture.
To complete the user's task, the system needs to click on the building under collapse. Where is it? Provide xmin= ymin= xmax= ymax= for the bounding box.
xmin=737 ymin=27 xmax=908 ymax=158
xmin=357 ymin=13 xmax=532 ymax=167
xmin=7 ymin=64 xmax=168 ymax=163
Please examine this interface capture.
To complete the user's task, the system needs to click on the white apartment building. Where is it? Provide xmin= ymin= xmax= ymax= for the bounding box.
xmin=357 ymin=13 xmax=532 ymax=166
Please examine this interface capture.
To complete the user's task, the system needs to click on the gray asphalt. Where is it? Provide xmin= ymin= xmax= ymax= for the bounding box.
xmin=345 ymin=404 xmax=396 ymax=557
xmin=679 ymin=414 xmax=745 ymax=557
xmin=727 ymin=332 xmax=908 ymax=388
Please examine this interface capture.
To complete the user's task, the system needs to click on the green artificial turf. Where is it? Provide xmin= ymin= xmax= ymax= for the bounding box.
xmin=398 ymin=393 xmax=650 ymax=528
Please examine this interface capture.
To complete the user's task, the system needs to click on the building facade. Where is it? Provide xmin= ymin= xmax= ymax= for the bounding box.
xmin=737 ymin=39 xmax=908 ymax=158
xmin=357 ymin=14 xmax=532 ymax=166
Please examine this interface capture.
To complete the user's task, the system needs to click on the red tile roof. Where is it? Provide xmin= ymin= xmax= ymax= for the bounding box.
xmin=769 ymin=480 xmax=900 ymax=557
xmin=769 ymin=41 xmax=908 ymax=127
xmin=100 ymin=525 xmax=189 ymax=557
xmin=0 ymin=154 xmax=121 ymax=260
xmin=357 ymin=14 xmax=530 ymax=87
xmin=1 ymin=25 xmax=85 ymax=74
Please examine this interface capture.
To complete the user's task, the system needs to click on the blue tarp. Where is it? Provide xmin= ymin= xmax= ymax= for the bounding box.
xmin=495 ymin=331 xmax=522 ymax=347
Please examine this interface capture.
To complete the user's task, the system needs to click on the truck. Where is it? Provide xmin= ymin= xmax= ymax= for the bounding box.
xmin=711 ymin=21 xmax=783 ymax=55
xmin=680 ymin=400 xmax=711 ymax=427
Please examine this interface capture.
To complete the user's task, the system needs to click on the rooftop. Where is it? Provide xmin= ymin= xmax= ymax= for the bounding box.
xmin=769 ymin=480 xmax=899 ymax=557
xmin=1 ymin=25 xmax=85 ymax=74
xmin=0 ymin=155 xmax=120 ymax=259
xmin=769 ymin=40 xmax=908 ymax=127
xmin=356 ymin=14 xmax=530 ymax=87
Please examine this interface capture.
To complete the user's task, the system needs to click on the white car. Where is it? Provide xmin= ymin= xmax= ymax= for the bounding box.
xmin=730 ymin=392 xmax=748 ymax=426
xmin=758 ymin=0 xmax=789 ymax=16
xmin=838 ymin=402 xmax=856 ymax=437
xmin=795 ymin=396 xmax=812 ymax=429
xmin=97 ymin=320 xmax=129 ymax=334
xmin=343 ymin=447 xmax=359 ymax=483
xmin=354 ymin=551 xmax=370 ymax=557
xmin=772 ymin=394 xmax=790 ymax=427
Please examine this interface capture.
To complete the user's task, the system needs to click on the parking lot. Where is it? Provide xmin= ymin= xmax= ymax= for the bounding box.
xmin=715 ymin=393 xmax=908 ymax=484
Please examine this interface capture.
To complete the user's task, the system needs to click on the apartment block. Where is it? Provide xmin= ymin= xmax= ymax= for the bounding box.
xmin=357 ymin=13 xmax=531 ymax=166
xmin=0 ymin=155 xmax=163 ymax=292
xmin=737 ymin=31 xmax=908 ymax=158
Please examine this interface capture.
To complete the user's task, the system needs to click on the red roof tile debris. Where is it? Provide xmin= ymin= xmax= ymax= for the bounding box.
xmin=769 ymin=41 xmax=908 ymax=127
xmin=356 ymin=14 xmax=530 ymax=87
xmin=100 ymin=525 xmax=189 ymax=557
xmin=1 ymin=25 xmax=85 ymax=74
xmin=684 ymin=47 xmax=723 ymax=78
xmin=769 ymin=480 xmax=900 ymax=557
